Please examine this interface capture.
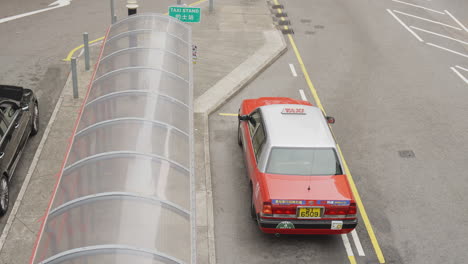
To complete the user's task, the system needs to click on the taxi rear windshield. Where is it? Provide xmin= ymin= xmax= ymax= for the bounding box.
xmin=266 ymin=147 xmax=343 ymax=176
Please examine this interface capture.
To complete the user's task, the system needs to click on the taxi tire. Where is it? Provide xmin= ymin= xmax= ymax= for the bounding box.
xmin=30 ymin=101 xmax=39 ymax=136
xmin=0 ymin=175 xmax=9 ymax=217
xmin=237 ymin=123 xmax=243 ymax=146
xmin=250 ymin=183 xmax=256 ymax=221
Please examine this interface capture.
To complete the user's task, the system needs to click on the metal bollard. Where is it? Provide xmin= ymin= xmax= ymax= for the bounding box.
xmin=83 ymin=32 xmax=90 ymax=71
xmin=126 ymin=0 xmax=138 ymax=16
xmin=210 ymin=0 xmax=213 ymax=12
xmin=71 ymin=58 xmax=79 ymax=99
xmin=177 ymin=0 xmax=181 ymax=5
xmin=110 ymin=0 xmax=116 ymax=24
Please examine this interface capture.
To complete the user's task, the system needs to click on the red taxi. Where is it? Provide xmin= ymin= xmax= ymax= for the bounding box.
xmin=238 ymin=97 xmax=357 ymax=235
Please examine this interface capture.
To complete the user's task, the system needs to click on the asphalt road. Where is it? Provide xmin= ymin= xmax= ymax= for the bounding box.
xmin=0 ymin=0 xmax=198 ymax=233
xmin=209 ymin=0 xmax=468 ymax=263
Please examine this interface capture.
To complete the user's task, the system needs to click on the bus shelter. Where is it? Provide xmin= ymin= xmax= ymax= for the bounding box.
xmin=32 ymin=14 xmax=195 ymax=264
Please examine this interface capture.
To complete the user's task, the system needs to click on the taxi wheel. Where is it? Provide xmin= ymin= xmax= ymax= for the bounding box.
xmin=0 ymin=175 xmax=9 ymax=216
xmin=30 ymin=101 xmax=39 ymax=136
xmin=250 ymin=184 xmax=256 ymax=221
xmin=237 ymin=123 xmax=243 ymax=146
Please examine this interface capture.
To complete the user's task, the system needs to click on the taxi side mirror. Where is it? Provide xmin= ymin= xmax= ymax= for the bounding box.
xmin=326 ymin=116 xmax=335 ymax=124
xmin=238 ymin=115 xmax=250 ymax=121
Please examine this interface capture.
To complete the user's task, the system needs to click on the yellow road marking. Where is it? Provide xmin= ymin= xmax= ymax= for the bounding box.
xmin=219 ymin=113 xmax=238 ymax=116
xmin=63 ymin=37 xmax=104 ymax=61
xmin=63 ymin=0 xmax=207 ymax=61
xmin=272 ymin=0 xmax=385 ymax=263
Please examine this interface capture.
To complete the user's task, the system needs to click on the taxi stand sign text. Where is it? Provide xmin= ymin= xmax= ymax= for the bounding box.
xmin=169 ymin=6 xmax=201 ymax=23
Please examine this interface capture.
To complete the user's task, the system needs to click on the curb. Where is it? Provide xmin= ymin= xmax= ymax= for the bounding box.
xmin=195 ymin=29 xmax=287 ymax=264
xmin=194 ymin=30 xmax=287 ymax=114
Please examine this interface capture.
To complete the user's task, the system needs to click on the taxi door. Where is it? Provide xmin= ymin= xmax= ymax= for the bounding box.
xmin=242 ymin=110 xmax=267 ymax=211
xmin=0 ymin=113 xmax=17 ymax=179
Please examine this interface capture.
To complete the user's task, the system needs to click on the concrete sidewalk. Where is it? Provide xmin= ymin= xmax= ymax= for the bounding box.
xmin=0 ymin=0 xmax=286 ymax=262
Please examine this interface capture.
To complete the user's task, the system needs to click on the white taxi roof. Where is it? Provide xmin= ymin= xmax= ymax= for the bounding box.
xmin=260 ymin=104 xmax=336 ymax=148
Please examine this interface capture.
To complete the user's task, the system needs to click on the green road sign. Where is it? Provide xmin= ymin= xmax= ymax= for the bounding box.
xmin=169 ymin=6 xmax=201 ymax=23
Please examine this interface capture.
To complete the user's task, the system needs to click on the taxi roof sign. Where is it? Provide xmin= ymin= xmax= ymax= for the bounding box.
xmin=281 ymin=107 xmax=306 ymax=115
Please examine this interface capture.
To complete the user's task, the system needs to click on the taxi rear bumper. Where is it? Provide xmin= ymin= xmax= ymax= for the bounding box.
xmin=258 ymin=218 xmax=358 ymax=235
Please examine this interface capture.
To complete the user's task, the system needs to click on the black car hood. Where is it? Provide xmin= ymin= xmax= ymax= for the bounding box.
xmin=0 ymin=85 xmax=26 ymax=102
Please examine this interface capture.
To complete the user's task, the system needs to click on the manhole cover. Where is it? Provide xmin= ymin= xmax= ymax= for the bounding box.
xmin=398 ymin=150 xmax=415 ymax=158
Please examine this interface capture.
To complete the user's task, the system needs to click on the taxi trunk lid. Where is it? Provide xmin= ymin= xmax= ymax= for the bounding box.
xmin=265 ymin=174 xmax=353 ymax=203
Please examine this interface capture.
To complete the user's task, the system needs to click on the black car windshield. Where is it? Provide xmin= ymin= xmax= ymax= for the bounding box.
xmin=266 ymin=147 xmax=343 ymax=176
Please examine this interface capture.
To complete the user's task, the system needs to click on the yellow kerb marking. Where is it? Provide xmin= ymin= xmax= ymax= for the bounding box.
xmin=63 ymin=37 xmax=105 ymax=61
xmin=63 ymin=0 xmax=207 ymax=61
xmin=219 ymin=113 xmax=238 ymax=116
xmin=272 ymin=0 xmax=385 ymax=263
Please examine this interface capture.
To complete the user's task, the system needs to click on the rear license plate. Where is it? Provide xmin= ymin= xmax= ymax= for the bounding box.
xmin=298 ymin=207 xmax=321 ymax=218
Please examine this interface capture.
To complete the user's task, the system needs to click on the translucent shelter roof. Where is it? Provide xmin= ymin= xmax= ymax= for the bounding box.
xmin=32 ymin=14 xmax=194 ymax=264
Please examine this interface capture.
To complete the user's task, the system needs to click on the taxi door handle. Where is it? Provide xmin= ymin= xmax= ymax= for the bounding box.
xmin=14 ymin=123 xmax=19 ymax=129
xmin=0 ymin=152 xmax=4 ymax=159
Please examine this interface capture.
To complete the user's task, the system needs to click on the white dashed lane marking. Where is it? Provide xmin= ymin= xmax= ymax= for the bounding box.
xmin=289 ymin=63 xmax=298 ymax=77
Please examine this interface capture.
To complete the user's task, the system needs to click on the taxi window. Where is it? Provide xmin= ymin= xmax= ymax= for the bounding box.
xmin=252 ymin=122 xmax=266 ymax=160
xmin=248 ymin=111 xmax=261 ymax=136
xmin=266 ymin=147 xmax=343 ymax=176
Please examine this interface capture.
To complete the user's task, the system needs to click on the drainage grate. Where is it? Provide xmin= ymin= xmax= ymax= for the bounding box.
xmin=314 ymin=25 xmax=325 ymax=29
xmin=398 ymin=150 xmax=415 ymax=158
xmin=305 ymin=31 xmax=315 ymax=35
xmin=281 ymin=28 xmax=295 ymax=34
xmin=300 ymin=19 xmax=312 ymax=23
xmin=278 ymin=20 xmax=291 ymax=25
xmin=275 ymin=13 xmax=288 ymax=17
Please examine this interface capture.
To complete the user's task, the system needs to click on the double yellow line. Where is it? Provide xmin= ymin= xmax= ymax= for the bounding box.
xmin=271 ymin=0 xmax=385 ymax=263
xmin=63 ymin=0 xmax=208 ymax=61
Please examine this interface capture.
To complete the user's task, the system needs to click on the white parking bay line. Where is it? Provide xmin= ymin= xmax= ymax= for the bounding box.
xmin=451 ymin=67 xmax=468 ymax=84
xmin=410 ymin=26 xmax=468 ymax=46
xmin=445 ymin=10 xmax=468 ymax=33
xmin=387 ymin=9 xmax=423 ymax=42
xmin=341 ymin=234 xmax=355 ymax=258
xmin=299 ymin=89 xmax=307 ymax=100
xmin=427 ymin=42 xmax=468 ymax=58
xmin=392 ymin=0 xmax=445 ymax=15
xmin=393 ymin=10 xmax=462 ymax=31
xmin=289 ymin=63 xmax=298 ymax=77
xmin=351 ymin=229 xmax=366 ymax=256
xmin=456 ymin=65 xmax=468 ymax=72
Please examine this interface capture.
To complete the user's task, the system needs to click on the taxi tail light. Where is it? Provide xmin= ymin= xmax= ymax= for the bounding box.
xmin=347 ymin=203 xmax=357 ymax=216
xmin=262 ymin=202 xmax=272 ymax=215
xmin=325 ymin=208 xmax=348 ymax=215
xmin=324 ymin=207 xmax=350 ymax=215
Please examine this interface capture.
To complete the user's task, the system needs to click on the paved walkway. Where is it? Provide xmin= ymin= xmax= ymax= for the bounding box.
xmin=0 ymin=0 xmax=286 ymax=263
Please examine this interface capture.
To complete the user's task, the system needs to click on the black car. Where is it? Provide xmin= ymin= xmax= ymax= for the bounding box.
xmin=0 ymin=85 xmax=39 ymax=216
